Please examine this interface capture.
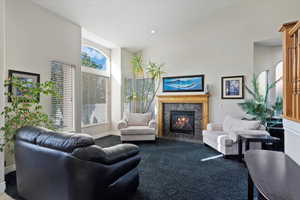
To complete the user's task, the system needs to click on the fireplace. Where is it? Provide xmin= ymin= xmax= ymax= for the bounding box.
xmin=157 ymin=94 xmax=209 ymax=142
xmin=170 ymin=111 xmax=195 ymax=134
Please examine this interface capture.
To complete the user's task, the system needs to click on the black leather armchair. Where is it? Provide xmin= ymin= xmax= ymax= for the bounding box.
xmin=15 ymin=126 xmax=141 ymax=200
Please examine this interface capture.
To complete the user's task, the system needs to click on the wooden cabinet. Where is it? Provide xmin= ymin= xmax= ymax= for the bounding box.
xmin=280 ymin=21 xmax=300 ymax=122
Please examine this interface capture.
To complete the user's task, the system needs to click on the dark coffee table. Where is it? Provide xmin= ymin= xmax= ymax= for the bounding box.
xmin=238 ymin=134 xmax=280 ymax=162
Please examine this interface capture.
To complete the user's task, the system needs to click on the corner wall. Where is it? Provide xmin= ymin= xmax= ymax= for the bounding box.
xmin=142 ymin=0 xmax=300 ymax=124
xmin=253 ymin=44 xmax=282 ymax=103
xmin=3 ymin=0 xmax=82 ymax=175
xmin=6 ymin=0 xmax=82 ymax=131
xmin=0 ymin=0 xmax=6 ymax=194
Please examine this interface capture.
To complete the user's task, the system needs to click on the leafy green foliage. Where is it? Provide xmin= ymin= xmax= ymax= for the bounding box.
xmin=131 ymin=55 xmax=144 ymax=76
xmin=126 ymin=55 xmax=165 ymax=113
xmin=81 ymin=52 xmax=103 ymax=69
xmin=272 ymin=96 xmax=283 ymax=116
xmin=238 ymin=74 xmax=282 ymax=125
xmin=0 ymin=77 xmax=59 ymax=151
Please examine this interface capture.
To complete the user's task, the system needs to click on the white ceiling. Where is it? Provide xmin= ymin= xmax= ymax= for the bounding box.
xmin=31 ymin=0 xmax=241 ymax=51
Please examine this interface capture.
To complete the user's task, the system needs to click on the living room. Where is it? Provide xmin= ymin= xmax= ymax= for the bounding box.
xmin=1 ymin=0 xmax=300 ymax=199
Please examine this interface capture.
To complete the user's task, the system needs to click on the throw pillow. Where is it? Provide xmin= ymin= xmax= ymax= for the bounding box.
xmin=124 ymin=112 xmax=152 ymax=126
xmin=223 ymin=115 xmax=260 ymax=132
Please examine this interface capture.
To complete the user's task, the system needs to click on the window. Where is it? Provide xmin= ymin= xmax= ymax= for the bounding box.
xmin=51 ymin=61 xmax=75 ymax=131
xmin=275 ymin=61 xmax=283 ymax=99
xmin=81 ymin=45 xmax=110 ymax=127
xmin=81 ymin=46 xmax=109 ymax=73
xmin=81 ymin=73 xmax=108 ymax=125
xmin=258 ymin=70 xmax=268 ymax=96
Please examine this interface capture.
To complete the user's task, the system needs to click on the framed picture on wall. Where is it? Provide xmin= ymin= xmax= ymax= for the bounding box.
xmin=8 ymin=70 xmax=40 ymax=102
xmin=162 ymin=75 xmax=205 ymax=92
xmin=221 ymin=76 xmax=244 ymax=99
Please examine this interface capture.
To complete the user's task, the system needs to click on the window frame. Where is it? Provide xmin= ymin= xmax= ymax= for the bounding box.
xmin=275 ymin=60 xmax=283 ymax=99
xmin=81 ymin=45 xmax=111 ymax=128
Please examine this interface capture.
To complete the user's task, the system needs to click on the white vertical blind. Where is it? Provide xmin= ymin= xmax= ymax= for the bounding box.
xmin=51 ymin=61 xmax=75 ymax=131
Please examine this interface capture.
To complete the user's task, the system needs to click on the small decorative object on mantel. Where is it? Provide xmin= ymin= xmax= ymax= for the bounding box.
xmin=8 ymin=70 xmax=40 ymax=102
xmin=163 ymin=75 xmax=205 ymax=92
xmin=204 ymin=84 xmax=210 ymax=94
xmin=221 ymin=75 xmax=244 ymax=99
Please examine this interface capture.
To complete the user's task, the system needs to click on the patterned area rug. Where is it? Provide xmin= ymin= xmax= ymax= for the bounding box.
xmin=6 ymin=136 xmax=249 ymax=200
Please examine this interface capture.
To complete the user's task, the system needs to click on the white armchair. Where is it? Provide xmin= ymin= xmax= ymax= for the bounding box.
xmin=203 ymin=116 xmax=268 ymax=156
xmin=117 ymin=112 xmax=156 ymax=142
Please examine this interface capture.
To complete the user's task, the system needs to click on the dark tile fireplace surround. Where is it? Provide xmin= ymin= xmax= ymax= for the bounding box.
xmin=163 ymin=103 xmax=203 ymax=141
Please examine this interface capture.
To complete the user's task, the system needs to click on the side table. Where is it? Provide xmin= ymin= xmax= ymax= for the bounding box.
xmin=238 ymin=134 xmax=280 ymax=162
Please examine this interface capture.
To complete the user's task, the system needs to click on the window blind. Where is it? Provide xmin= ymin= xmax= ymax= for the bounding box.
xmin=51 ymin=61 xmax=75 ymax=131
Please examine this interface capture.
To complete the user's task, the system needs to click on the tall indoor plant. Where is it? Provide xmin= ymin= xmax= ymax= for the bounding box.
xmin=238 ymin=74 xmax=282 ymax=125
xmin=0 ymin=76 xmax=58 ymax=151
xmin=125 ymin=55 xmax=165 ymax=113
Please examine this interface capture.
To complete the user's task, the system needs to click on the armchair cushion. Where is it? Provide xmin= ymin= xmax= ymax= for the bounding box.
xmin=120 ymin=126 xmax=155 ymax=135
xmin=118 ymin=120 xmax=128 ymax=130
xmin=72 ymin=144 xmax=139 ymax=165
xmin=124 ymin=112 xmax=151 ymax=126
xmin=148 ymin=119 xmax=156 ymax=129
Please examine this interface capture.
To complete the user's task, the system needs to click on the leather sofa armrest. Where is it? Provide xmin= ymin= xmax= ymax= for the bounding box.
xmin=117 ymin=120 xmax=128 ymax=130
xmin=103 ymin=144 xmax=139 ymax=164
xmin=148 ymin=119 xmax=156 ymax=129
xmin=72 ymin=144 xmax=139 ymax=165
xmin=207 ymin=123 xmax=223 ymax=131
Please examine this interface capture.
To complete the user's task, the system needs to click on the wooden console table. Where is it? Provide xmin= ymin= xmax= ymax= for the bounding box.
xmin=245 ymin=150 xmax=300 ymax=200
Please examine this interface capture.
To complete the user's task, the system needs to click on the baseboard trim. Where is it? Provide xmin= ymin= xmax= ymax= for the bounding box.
xmin=0 ymin=180 xmax=6 ymax=194
xmin=5 ymin=164 xmax=15 ymax=174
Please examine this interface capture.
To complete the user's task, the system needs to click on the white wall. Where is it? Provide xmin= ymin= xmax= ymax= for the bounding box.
xmin=254 ymin=45 xmax=282 ymax=75
xmin=3 ymin=0 xmax=81 ymax=174
xmin=0 ymin=0 xmax=6 ymax=194
xmin=253 ymin=44 xmax=282 ymax=103
xmin=111 ymin=47 xmax=122 ymax=130
xmin=142 ymin=0 xmax=300 ymax=124
xmin=284 ymin=119 xmax=300 ymax=164
xmin=6 ymin=0 xmax=82 ymax=131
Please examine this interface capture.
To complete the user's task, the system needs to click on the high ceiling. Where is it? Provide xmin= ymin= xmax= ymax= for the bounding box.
xmin=31 ymin=0 xmax=241 ymax=51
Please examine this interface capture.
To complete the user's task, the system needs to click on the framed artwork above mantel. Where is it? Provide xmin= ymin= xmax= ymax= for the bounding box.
xmin=162 ymin=75 xmax=205 ymax=92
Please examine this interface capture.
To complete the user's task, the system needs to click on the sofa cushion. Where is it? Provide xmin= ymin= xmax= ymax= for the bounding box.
xmin=120 ymin=126 xmax=155 ymax=135
xmin=124 ymin=112 xmax=151 ymax=126
xmin=17 ymin=126 xmax=95 ymax=153
xmin=72 ymin=144 xmax=139 ymax=164
xmin=223 ymin=116 xmax=260 ymax=132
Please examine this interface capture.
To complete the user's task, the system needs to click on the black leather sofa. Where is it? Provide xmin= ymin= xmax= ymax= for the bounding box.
xmin=15 ymin=126 xmax=141 ymax=200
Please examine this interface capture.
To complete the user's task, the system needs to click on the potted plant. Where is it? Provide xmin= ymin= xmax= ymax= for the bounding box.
xmin=125 ymin=55 xmax=165 ymax=113
xmin=238 ymin=74 xmax=282 ymax=126
xmin=0 ymin=76 xmax=58 ymax=151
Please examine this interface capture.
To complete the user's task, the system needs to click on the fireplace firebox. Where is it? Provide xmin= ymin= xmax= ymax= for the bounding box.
xmin=170 ymin=111 xmax=195 ymax=134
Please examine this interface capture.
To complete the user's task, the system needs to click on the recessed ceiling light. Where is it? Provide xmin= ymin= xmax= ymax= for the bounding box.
xmin=151 ymin=30 xmax=156 ymax=34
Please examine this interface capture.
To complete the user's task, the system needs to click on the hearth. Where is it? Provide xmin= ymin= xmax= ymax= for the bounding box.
xmin=170 ymin=111 xmax=195 ymax=134
xmin=157 ymin=95 xmax=209 ymax=142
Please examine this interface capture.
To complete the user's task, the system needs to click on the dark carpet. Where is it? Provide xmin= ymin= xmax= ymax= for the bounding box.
xmin=6 ymin=136 xmax=249 ymax=200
